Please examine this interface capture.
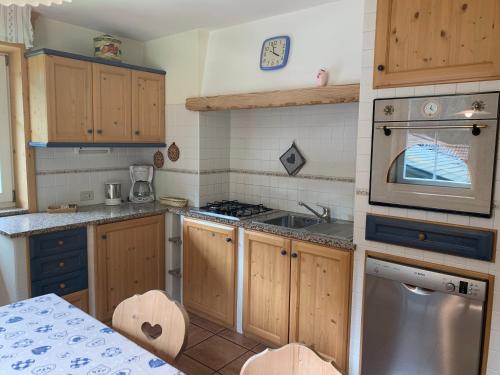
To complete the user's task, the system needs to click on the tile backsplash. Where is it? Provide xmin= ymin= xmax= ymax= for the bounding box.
xmin=228 ymin=103 xmax=359 ymax=219
xmin=36 ymin=148 xmax=153 ymax=211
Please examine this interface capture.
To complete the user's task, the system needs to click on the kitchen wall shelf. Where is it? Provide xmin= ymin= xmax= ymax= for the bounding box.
xmin=185 ymin=84 xmax=360 ymax=112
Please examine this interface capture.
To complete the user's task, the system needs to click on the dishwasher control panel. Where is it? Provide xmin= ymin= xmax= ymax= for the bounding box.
xmin=366 ymin=257 xmax=487 ymax=301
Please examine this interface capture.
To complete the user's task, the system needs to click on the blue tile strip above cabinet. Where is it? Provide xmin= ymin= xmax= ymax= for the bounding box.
xmin=365 ymin=214 xmax=496 ymax=261
xmin=30 ymin=228 xmax=88 ymax=297
xmin=25 ymin=48 xmax=166 ymax=75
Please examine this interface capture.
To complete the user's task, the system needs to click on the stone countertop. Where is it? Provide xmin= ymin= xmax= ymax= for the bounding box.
xmin=0 ymin=202 xmax=355 ymax=251
xmin=0 ymin=207 xmax=29 ymax=218
xmin=0 ymin=202 xmax=170 ymax=238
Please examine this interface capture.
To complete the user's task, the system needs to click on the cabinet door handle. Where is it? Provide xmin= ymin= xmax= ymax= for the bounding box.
xmin=291 ymin=253 xmax=298 ymax=258
xmin=59 ymin=283 xmax=66 ymax=289
xmin=135 ymin=130 xmax=140 ymax=135
xmin=97 ymin=129 xmax=103 ymax=134
xmin=59 ymin=261 xmax=65 ymax=268
xmin=113 ymin=121 xmax=118 ymax=125
xmin=87 ymin=129 xmax=93 ymax=134
xmin=101 ymin=234 xmax=107 ymax=240
xmin=225 ymin=237 xmax=232 ymax=243
xmin=280 ymin=249 xmax=287 ymax=256
xmin=377 ymin=64 xmax=385 ymax=71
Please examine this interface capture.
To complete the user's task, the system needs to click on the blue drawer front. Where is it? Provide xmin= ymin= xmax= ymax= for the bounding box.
xmin=365 ymin=214 xmax=496 ymax=261
xmin=30 ymin=228 xmax=87 ymax=259
xmin=30 ymin=250 xmax=87 ymax=282
xmin=31 ymin=270 xmax=88 ymax=297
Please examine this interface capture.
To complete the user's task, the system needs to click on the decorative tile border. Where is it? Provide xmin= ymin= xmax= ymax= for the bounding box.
xmin=36 ymin=166 xmax=356 ymax=184
xmin=36 ymin=167 xmax=128 ymax=176
xmin=356 ymin=188 xmax=369 ymax=196
xmin=156 ymin=168 xmax=199 ymax=175
xmin=230 ymin=169 xmax=355 ymax=183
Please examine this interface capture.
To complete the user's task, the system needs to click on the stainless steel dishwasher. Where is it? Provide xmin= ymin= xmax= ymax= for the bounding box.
xmin=362 ymin=257 xmax=488 ymax=375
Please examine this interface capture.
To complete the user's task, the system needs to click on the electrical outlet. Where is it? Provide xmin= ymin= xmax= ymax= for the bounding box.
xmin=80 ymin=191 xmax=94 ymax=202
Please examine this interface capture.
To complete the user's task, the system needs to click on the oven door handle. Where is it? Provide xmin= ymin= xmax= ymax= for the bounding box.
xmin=401 ymin=283 xmax=435 ymax=296
xmin=377 ymin=123 xmax=487 ymax=136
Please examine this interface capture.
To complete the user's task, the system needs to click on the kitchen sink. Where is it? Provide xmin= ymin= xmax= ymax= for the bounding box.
xmin=256 ymin=212 xmax=353 ymax=240
xmin=305 ymin=222 xmax=353 ymax=240
xmin=259 ymin=214 xmax=322 ymax=229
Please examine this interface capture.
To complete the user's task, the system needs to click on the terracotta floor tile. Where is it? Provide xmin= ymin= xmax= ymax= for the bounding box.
xmin=189 ymin=313 xmax=226 ymax=334
xmin=172 ymin=354 xmax=215 ymax=375
xmin=218 ymin=351 xmax=255 ymax=375
xmin=218 ymin=329 xmax=260 ymax=350
xmin=186 ymin=323 xmax=214 ymax=349
xmin=251 ymin=342 xmax=276 ymax=353
xmin=185 ymin=335 xmax=248 ymax=370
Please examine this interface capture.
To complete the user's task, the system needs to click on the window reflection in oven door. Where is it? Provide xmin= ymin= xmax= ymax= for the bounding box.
xmin=370 ymin=119 xmax=498 ymax=216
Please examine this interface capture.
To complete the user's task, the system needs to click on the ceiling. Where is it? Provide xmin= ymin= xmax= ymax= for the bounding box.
xmin=33 ymin=0 xmax=340 ymax=41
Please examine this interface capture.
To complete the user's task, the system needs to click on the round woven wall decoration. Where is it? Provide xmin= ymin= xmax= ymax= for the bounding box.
xmin=167 ymin=142 xmax=180 ymax=162
xmin=153 ymin=150 xmax=165 ymax=168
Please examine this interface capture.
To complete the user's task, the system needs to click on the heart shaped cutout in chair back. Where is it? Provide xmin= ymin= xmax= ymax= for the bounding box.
xmin=141 ymin=322 xmax=163 ymax=340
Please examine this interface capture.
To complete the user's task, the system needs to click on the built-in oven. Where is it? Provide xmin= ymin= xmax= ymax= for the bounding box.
xmin=370 ymin=92 xmax=500 ymax=217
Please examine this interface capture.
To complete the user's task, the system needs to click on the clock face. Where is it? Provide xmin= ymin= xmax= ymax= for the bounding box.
xmin=260 ymin=36 xmax=290 ymax=70
xmin=423 ymin=101 xmax=439 ymax=117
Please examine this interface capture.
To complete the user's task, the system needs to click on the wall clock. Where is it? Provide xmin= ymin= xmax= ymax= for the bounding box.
xmin=260 ymin=35 xmax=290 ymax=71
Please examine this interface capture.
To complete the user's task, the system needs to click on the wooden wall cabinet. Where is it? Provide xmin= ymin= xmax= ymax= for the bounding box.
xmin=29 ymin=55 xmax=93 ymax=143
xmin=132 ymin=71 xmax=165 ymax=143
xmin=27 ymin=50 xmax=166 ymax=145
xmin=374 ymin=0 xmax=500 ymax=88
xmin=94 ymin=215 xmax=165 ymax=322
xmin=183 ymin=218 xmax=237 ymax=328
xmin=243 ymin=231 xmax=352 ymax=373
xmin=93 ymin=64 xmax=132 ymax=143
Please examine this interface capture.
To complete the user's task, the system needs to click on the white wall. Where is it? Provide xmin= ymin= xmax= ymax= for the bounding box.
xmin=33 ymin=16 xmax=145 ymax=65
xmin=144 ymin=29 xmax=208 ymax=105
xmin=350 ymin=0 xmax=500 ymax=374
xmin=202 ymin=1 xmax=363 ymax=96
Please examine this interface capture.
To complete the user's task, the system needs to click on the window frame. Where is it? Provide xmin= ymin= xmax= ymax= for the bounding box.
xmin=0 ymin=53 xmax=14 ymax=205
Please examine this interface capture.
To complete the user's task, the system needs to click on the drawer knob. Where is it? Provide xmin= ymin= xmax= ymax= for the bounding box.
xmin=59 ymin=261 xmax=65 ymax=268
xmin=225 ymin=237 xmax=232 ymax=243
xmin=58 ymin=240 xmax=64 ymax=246
xmin=377 ymin=64 xmax=385 ymax=71
xmin=59 ymin=283 xmax=66 ymax=289
xmin=291 ymin=253 xmax=298 ymax=258
xmin=135 ymin=130 xmax=140 ymax=135
xmin=418 ymin=232 xmax=427 ymax=241
xmin=280 ymin=249 xmax=287 ymax=256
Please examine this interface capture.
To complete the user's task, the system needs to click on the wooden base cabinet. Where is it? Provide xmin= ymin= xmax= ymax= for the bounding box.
xmin=94 ymin=215 xmax=165 ymax=322
xmin=289 ymin=241 xmax=352 ymax=372
xmin=183 ymin=219 xmax=237 ymax=327
xmin=62 ymin=289 xmax=89 ymax=313
xmin=243 ymin=232 xmax=352 ymax=373
xmin=243 ymin=231 xmax=291 ymax=346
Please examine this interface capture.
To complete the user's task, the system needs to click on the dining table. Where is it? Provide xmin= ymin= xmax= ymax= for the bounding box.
xmin=0 ymin=293 xmax=184 ymax=374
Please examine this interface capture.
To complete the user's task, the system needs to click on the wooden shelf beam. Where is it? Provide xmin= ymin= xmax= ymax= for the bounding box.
xmin=185 ymin=84 xmax=360 ymax=112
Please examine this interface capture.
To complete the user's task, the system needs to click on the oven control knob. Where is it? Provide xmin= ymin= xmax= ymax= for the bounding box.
xmin=445 ymin=282 xmax=456 ymax=292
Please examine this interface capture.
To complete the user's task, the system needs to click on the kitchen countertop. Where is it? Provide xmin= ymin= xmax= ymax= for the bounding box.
xmin=0 ymin=202 xmax=355 ymax=250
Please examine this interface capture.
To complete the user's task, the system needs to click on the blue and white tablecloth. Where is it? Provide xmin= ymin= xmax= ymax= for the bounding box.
xmin=0 ymin=294 xmax=184 ymax=375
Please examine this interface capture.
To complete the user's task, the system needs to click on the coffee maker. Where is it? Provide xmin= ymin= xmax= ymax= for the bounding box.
xmin=129 ymin=165 xmax=155 ymax=203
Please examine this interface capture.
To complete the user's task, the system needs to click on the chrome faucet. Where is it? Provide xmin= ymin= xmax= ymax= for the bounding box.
xmin=298 ymin=202 xmax=331 ymax=223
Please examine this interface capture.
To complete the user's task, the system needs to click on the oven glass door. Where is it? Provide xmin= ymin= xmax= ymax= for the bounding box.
xmin=370 ymin=120 xmax=498 ymax=216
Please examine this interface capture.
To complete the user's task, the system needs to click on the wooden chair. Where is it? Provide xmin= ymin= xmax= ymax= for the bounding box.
xmin=112 ymin=290 xmax=189 ymax=361
xmin=240 ymin=343 xmax=342 ymax=375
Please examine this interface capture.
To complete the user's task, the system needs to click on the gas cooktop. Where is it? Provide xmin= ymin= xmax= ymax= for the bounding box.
xmin=191 ymin=200 xmax=273 ymax=220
